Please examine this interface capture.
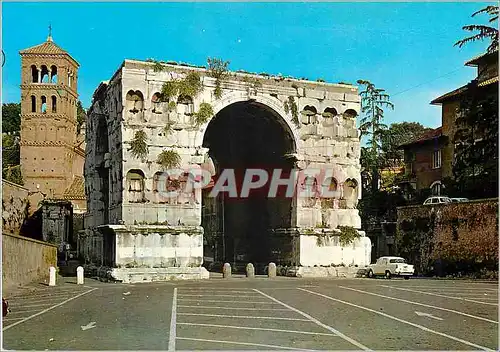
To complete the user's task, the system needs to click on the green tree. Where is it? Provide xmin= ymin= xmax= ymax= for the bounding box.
xmin=76 ymin=101 xmax=86 ymax=135
xmin=357 ymin=80 xmax=394 ymax=192
xmin=454 ymin=5 xmax=498 ymax=53
xmin=380 ymin=122 xmax=432 ymax=166
xmin=2 ymin=133 xmax=22 ymax=185
xmin=453 ymin=79 xmax=498 ymax=198
xmin=2 ymin=102 xmax=21 ymax=133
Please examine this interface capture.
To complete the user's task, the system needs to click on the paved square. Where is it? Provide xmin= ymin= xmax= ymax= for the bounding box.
xmin=2 ymin=277 xmax=498 ymax=351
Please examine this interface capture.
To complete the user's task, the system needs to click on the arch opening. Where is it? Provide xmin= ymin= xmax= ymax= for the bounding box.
xmin=201 ymin=101 xmax=297 ymax=272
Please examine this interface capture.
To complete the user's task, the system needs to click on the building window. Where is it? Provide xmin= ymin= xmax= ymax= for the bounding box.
xmin=31 ymin=96 xmax=37 ymax=112
xmin=126 ymin=170 xmax=146 ymax=202
xmin=432 ymin=149 xmax=441 ymax=169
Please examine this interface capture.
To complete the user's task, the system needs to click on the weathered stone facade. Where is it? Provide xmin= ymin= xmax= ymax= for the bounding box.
xmin=82 ymin=59 xmax=370 ymax=282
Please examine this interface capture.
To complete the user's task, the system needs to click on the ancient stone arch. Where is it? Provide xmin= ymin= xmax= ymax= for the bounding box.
xmin=196 ymin=91 xmax=300 ymax=150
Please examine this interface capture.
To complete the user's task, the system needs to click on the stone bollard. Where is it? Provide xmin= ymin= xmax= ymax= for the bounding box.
xmin=49 ymin=266 xmax=56 ymax=286
xmin=77 ymin=266 xmax=84 ymax=285
xmin=246 ymin=263 xmax=255 ymax=278
xmin=222 ymin=263 xmax=231 ymax=278
xmin=268 ymin=262 xmax=277 ymax=278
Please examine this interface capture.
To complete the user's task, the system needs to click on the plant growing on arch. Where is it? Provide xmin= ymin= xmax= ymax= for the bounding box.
xmin=157 ymin=149 xmax=181 ymax=170
xmin=357 ymin=79 xmax=394 ymax=193
xmin=129 ymin=130 xmax=149 ymax=161
xmin=207 ymin=57 xmax=230 ymax=99
xmin=194 ymin=102 xmax=214 ymax=127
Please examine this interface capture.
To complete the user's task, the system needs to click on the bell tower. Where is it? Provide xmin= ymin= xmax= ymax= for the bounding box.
xmin=19 ymin=31 xmax=80 ymax=205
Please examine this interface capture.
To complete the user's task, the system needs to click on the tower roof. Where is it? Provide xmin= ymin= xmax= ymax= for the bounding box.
xmin=19 ymin=37 xmax=79 ymax=66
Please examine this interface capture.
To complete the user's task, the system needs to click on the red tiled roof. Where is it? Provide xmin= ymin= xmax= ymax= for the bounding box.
xmin=62 ymin=176 xmax=86 ymax=200
xmin=465 ymin=49 xmax=499 ymax=67
xmin=19 ymin=38 xmax=79 ymax=65
xmin=398 ymin=127 xmax=443 ymax=148
xmin=430 ymin=85 xmax=468 ymax=104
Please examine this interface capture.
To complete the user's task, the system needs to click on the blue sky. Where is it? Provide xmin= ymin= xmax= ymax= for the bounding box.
xmin=2 ymin=2 xmax=495 ymax=129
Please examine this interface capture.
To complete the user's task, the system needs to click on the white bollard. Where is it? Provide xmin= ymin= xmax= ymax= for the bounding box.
xmin=222 ymin=263 xmax=231 ymax=278
xmin=268 ymin=262 xmax=277 ymax=278
xmin=77 ymin=266 xmax=84 ymax=285
xmin=49 ymin=266 xmax=56 ymax=286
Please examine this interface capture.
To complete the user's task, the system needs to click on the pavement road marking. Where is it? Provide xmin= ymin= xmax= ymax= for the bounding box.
xmin=6 ymin=309 xmax=46 ymax=315
xmin=7 ymin=303 xmax=56 ymax=309
xmin=81 ymin=321 xmax=96 ymax=331
xmin=177 ymin=305 xmax=290 ymax=311
xmin=9 ymin=293 xmax=83 ymax=300
xmin=379 ymin=285 xmax=498 ymax=306
xmin=177 ymin=299 xmax=279 ymax=305
xmin=2 ymin=317 xmax=25 ymax=322
xmin=177 ymin=294 xmax=260 ymax=298
xmin=299 ymin=288 xmax=495 ymax=352
xmin=177 ymin=313 xmax=310 ymax=321
xmin=415 ymin=311 xmax=444 ymax=320
xmin=2 ymin=288 xmax=97 ymax=332
xmin=177 ymin=290 xmax=254 ymax=294
xmin=176 ymin=336 xmax=318 ymax=351
xmin=168 ymin=287 xmax=177 ymax=352
xmin=253 ymin=289 xmax=370 ymax=351
xmin=340 ymin=286 xmax=498 ymax=324
xmin=389 ymin=286 xmax=498 ymax=292
xmin=176 ymin=322 xmax=339 ymax=337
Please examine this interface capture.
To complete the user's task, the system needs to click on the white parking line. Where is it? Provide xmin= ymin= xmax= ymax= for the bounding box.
xmin=254 ymin=289 xmax=370 ymax=350
xmin=3 ymin=288 xmax=97 ymax=332
xmin=177 ymin=305 xmax=290 ymax=311
xmin=177 ymin=294 xmax=260 ymax=298
xmin=177 ymin=313 xmax=310 ymax=321
xmin=299 ymin=288 xmax=494 ymax=352
xmin=177 ymin=290 xmax=253 ymax=294
xmin=340 ymin=286 xmax=498 ymax=324
xmin=380 ymin=285 xmax=498 ymax=306
xmin=387 ymin=286 xmax=498 ymax=292
xmin=177 ymin=322 xmax=339 ymax=337
xmin=176 ymin=336 xmax=318 ymax=351
xmin=177 ymin=299 xmax=279 ymax=305
xmin=168 ymin=287 xmax=177 ymax=352
xmin=8 ymin=298 xmax=73 ymax=306
xmin=8 ymin=303 xmax=58 ymax=309
xmin=5 ymin=309 xmax=45 ymax=315
xmin=2 ymin=317 xmax=25 ymax=322
xmin=10 ymin=292 xmax=82 ymax=300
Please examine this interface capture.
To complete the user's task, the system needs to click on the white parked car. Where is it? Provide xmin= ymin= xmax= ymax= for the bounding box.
xmin=366 ymin=256 xmax=414 ymax=279
xmin=450 ymin=197 xmax=469 ymax=203
xmin=423 ymin=196 xmax=452 ymax=205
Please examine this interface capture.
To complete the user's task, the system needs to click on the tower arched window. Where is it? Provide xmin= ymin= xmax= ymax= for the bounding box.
xmin=41 ymin=65 xmax=49 ymax=83
xmin=31 ymin=96 xmax=37 ymax=113
xmin=51 ymin=96 xmax=57 ymax=113
xmin=31 ymin=65 xmax=38 ymax=83
xmin=50 ymin=65 xmax=57 ymax=83
xmin=41 ymin=96 xmax=47 ymax=113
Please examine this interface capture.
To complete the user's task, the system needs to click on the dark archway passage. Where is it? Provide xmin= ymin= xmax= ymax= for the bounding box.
xmin=202 ymin=101 xmax=296 ymax=272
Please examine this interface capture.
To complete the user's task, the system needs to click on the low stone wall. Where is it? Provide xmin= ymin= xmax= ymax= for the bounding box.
xmin=2 ymin=180 xmax=30 ymax=235
xmin=396 ymin=198 xmax=498 ymax=276
xmin=2 ymin=233 xmax=57 ymax=294
xmin=298 ymin=230 xmax=371 ymax=267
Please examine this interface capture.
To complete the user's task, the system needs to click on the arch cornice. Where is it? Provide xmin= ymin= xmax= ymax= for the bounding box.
xmin=198 ymin=91 xmax=300 ymax=152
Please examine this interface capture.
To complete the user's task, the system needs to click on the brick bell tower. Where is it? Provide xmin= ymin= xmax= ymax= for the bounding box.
xmin=19 ymin=29 xmax=81 ymax=207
